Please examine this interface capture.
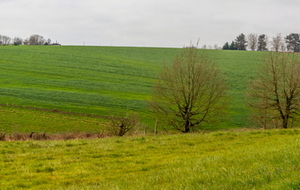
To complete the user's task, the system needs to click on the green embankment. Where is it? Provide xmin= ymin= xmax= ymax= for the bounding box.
xmin=1 ymin=129 xmax=300 ymax=189
xmin=0 ymin=46 xmax=265 ymax=132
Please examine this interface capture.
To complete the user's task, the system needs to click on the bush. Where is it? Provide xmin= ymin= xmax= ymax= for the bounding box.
xmin=107 ymin=113 xmax=140 ymax=136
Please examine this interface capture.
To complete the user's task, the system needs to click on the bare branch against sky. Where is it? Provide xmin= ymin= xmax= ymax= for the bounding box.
xmin=0 ymin=0 xmax=299 ymax=47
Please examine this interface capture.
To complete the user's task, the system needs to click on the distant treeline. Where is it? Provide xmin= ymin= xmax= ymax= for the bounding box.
xmin=0 ymin=34 xmax=60 ymax=46
xmin=222 ymin=33 xmax=300 ymax=52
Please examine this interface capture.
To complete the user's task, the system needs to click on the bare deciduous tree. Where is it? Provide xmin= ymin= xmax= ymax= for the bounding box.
xmin=47 ymin=38 xmax=51 ymax=45
xmin=0 ymin=35 xmax=11 ymax=46
xmin=214 ymin=44 xmax=219 ymax=50
xmin=107 ymin=113 xmax=140 ymax=136
xmin=247 ymin=33 xmax=258 ymax=51
xmin=150 ymin=45 xmax=227 ymax=133
xmin=23 ymin=38 xmax=29 ymax=45
xmin=28 ymin=34 xmax=46 ymax=45
xmin=248 ymin=52 xmax=300 ymax=129
xmin=271 ymin=33 xmax=286 ymax=52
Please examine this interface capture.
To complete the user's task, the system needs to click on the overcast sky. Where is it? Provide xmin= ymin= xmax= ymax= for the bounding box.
xmin=1 ymin=0 xmax=299 ymax=47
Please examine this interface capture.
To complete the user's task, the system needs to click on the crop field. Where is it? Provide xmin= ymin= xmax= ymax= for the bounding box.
xmin=0 ymin=45 xmax=266 ymax=133
xmin=1 ymin=129 xmax=300 ymax=189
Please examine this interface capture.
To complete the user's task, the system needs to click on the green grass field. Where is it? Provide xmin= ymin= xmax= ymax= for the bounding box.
xmin=0 ymin=106 xmax=104 ymax=133
xmin=1 ymin=129 xmax=300 ymax=189
xmin=1 ymin=46 xmax=300 ymax=189
xmin=0 ymin=45 xmax=267 ymax=132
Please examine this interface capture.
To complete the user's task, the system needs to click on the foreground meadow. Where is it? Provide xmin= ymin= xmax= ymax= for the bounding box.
xmin=1 ymin=129 xmax=300 ymax=189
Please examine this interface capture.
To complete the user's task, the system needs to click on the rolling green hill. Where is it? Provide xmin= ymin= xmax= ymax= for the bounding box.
xmin=0 ymin=46 xmax=266 ymax=132
xmin=2 ymin=47 xmax=300 ymax=190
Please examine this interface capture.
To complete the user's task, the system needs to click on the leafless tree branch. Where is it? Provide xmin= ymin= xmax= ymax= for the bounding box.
xmin=150 ymin=44 xmax=227 ymax=132
xmin=248 ymin=52 xmax=300 ymax=129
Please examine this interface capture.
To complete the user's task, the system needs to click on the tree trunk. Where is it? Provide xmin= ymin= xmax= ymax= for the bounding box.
xmin=118 ymin=124 xmax=125 ymax=136
xmin=282 ymin=116 xmax=288 ymax=129
xmin=183 ymin=120 xmax=190 ymax=133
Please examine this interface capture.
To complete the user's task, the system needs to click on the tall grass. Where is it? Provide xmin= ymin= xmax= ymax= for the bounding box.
xmin=1 ymin=129 xmax=300 ymax=189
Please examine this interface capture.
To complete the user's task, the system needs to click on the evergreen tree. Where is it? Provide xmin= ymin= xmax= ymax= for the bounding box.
xmin=229 ymin=41 xmax=237 ymax=50
xmin=222 ymin=42 xmax=230 ymax=50
xmin=257 ymin=34 xmax=268 ymax=51
xmin=235 ymin=33 xmax=247 ymax=50
xmin=285 ymin=33 xmax=300 ymax=52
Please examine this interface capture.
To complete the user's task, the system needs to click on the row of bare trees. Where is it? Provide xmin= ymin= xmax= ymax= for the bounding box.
xmin=223 ymin=33 xmax=300 ymax=52
xmin=149 ymin=44 xmax=300 ymax=132
xmin=0 ymin=34 xmax=53 ymax=46
xmin=0 ymin=35 xmax=12 ymax=46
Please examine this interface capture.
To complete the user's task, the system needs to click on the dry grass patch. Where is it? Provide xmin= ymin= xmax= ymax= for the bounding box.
xmin=0 ymin=132 xmax=107 ymax=141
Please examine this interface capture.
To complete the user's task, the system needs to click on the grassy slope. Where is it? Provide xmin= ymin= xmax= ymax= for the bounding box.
xmin=209 ymin=50 xmax=264 ymax=128
xmin=0 ymin=46 xmax=178 ymax=132
xmin=0 ymin=46 xmax=265 ymax=132
xmin=0 ymin=106 xmax=104 ymax=133
xmin=1 ymin=129 xmax=300 ymax=189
